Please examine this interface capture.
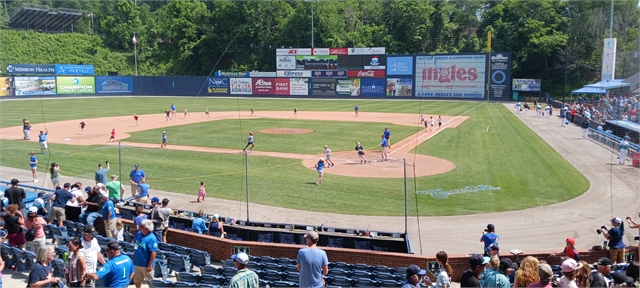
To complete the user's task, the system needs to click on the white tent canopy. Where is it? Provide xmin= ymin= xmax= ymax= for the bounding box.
xmin=572 ymin=79 xmax=631 ymax=95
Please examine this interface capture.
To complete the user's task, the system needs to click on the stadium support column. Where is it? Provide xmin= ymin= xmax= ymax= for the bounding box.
xmin=245 ymin=151 xmax=250 ymax=222
xmin=486 ymin=31 xmax=492 ymax=101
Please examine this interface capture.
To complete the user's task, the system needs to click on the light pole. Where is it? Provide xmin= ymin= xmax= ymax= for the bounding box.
xmin=609 ymin=0 xmax=614 ymax=38
xmin=305 ymin=0 xmax=316 ymax=48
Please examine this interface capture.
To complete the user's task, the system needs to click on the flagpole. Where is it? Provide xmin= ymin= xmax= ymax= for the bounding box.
xmin=133 ymin=32 xmax=138 ymax=76
xmin=91 ymin=12 xmax=94 ymax=34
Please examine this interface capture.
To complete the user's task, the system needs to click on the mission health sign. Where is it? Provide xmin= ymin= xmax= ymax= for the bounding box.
xmin=414 ymin=54 xmax=486 ymax=98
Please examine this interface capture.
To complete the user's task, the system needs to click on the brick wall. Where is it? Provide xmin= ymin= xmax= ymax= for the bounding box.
xmin=121 ymin=219 xmax=636 ymax=282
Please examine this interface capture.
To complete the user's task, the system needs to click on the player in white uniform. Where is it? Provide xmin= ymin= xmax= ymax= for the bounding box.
xmin=243 ymin=132 xmax=254 ymax=151
xmin=619 ymin=136 xmax=631 ymax=165
xmin=429 ymin=117 xmax=435 ymax=132
xmin=515 ymin=102 xmax=521 ymax=113
xmin=324 ymin=145 xmax=334 ymax=167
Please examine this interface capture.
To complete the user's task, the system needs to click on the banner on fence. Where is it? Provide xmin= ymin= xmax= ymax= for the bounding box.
xmin=312 ymin=78 xmax=336 ymax=96
xmin=252 ymin=78 xmax=275 ymax=94
xmin=14 ymin=77 xmax=57 ymax=95
xmin=347 ymin=70 xmax=386 ymax=78
xmin=414 ymin=54 xmax=486 ymax=98
xmin=277 ymin=70 xmax=312 ymax=78
xmin=386 ymin=78 xmax=413 ymax=96
xmin=95 ymin=76 xmax=133 ymax=94
xmin=295 ymin=55 xmax=338 ymax=70
xmin=55 ymin=64 xmax=94 ymax=75
xmin=275 ymin=78 xmax=290 ymax=95
xmin=312 ymin=71 xmax=347 ymax=78
xmin=360 ymin=78 xmax=386 ymax=96
xmin=387 ymin=57 xmax=414 ymax=76
xmin=207 ymin=77 xmax=229 ymax=94
xmin=512 ymin=78 xmax=541 ymax=92
xmin=336 ymin=79 xmax=360 ymax=96
xmin=276 ymin=55 xmax=296 ymax=70
xmin=0 ymin=77 xmax=13 ymax=96
xmin=6 ymin=64 xmax=55 ymax=75
xmin=489 ymin=53 xmax=512 ymax=99
xmin=230 ymin=78 xmax=252 ymax=95
xmin=56 ymin=77 xmax=95 ymax=94
xmin=290 ymin=78 xmax=309 ymax=95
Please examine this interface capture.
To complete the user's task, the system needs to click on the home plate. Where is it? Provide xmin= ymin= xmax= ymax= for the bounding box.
xmin=63 ymin=138 xmax=71 ymax=141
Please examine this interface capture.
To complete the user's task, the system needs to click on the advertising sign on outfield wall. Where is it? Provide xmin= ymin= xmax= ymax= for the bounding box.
xmin=387 ymin=57 xmax=414 ymax=76
xmin=95 ymin=76 xmax=134 ymax=94
xmin=230 ymin=78 xmax=252 ymax=95
xmin=7 ymin=64 xmax=55 ymax=75
xmin=207 ymin=77 xmax=229 ymax=94
xmin=14 ymin=77 xmax=57 ymax=95
xmin=489 ymin=52 xmax=512 ymax=99
xmin=276 ymin=56 xmax=296 ymax=70
xmin=336 ymin=79 xmax=360 ymax=96
xmin=311 ymin=78 xmax=336 ymax=96
xmin=386 ymin=78 xmax=413 ymax=96
xmin=252 ymin=78 xmax=275 ymax=94
xmin=312 ymin=71 xmax=347 ymax=78
xmin=0 ymin=77 xmax=13 ymax=96
xmin=360 ymin=78 xmax=386 ymax=96
xmin=414 ymin=54 xmax=486 ymax=98
xmin=275 ymin=78 xmax=290 ymax=95
xmin=56 ymin=77 xmax=95 ymax=94
xmin=347 ymin=70 xmax=386 ymax=78
xmin=290 ymin=78 xmax=309 ymax=95
xmin=55 ymin=64 xmax=94 ymax=75
xmin=276 ymin=48 xmax=312 ymax=55
xmin=277 ymin=70 xmax=312 ymax=78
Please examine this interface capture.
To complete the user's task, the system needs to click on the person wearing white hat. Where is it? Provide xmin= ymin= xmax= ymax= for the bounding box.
xmin=229 ymin=252 xmax=259 ymax=288
xmin=619 ymin=136 xmax=631 ymax=165
xmin=323 ymin=145 xmax=334 ymax=167
xmin=558 ymin=258 xmax=582 ymax=288
xmin=599 ymin=217 xmax=626 ymax=264
xmin=314 ymin=158 xmax=325 ymax=185
xmin=25 ymin=206 xmax=47 ymax=253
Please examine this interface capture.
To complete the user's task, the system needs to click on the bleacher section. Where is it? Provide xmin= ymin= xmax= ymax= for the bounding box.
xmin=9 ymin=4 xmax=82 ymax=32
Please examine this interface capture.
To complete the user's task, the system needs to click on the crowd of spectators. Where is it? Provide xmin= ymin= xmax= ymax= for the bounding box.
xmin=566 ymin=94 xmax=640 ymax=124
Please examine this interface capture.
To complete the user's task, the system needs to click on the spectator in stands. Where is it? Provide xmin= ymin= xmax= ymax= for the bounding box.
xmin=0 ymin=248 xmax=4 ymax=287
xmin=611 ymin=271 xmax=636 ymax=287
xmin=5 ymin=178 xmax=27 ymax=217
xmin=558 ymin=258 xmax=582 ymax=288
xmin=95 ymin=161 xmax=110 ymax=185
xmin=460 ymin=255 xmax=488 ymax=287
xmin=82 ymin=225 xmax=105 ymax=288
xmin=66 ymin=183 xmax=85 ymax=208
xmin=490 ymin=245 xmax=500 ymax=257
xmin=136 ymin=179 xmax=151 ymax=204
xmin=481 ymin=223 xmax=499 ymax=256
xmin=106 ymin=175 xmax=124 ymax=203
xmin=297 ymin=231 xmax=328 ymax=288
xmin=600 ymin=217 xmax=626 ymax=264
xmin=28 ymin=245 xmax=62 ymax=287
xmin=134 ymin=205 xmax=147 ymax=231
xmin=114 ymin=220 xmax=124 ymax=241
xmin=401 ymin=264 xmax=428 ymax=288
xmin=483 ymin=258 xmax=513 ymax=288
xmin=513 ymin=256 xmax=540 ymax=287
xmin=552 ymin=238 xmax=580 ymax=261
xmin=101 ymin=191 xmax=116 ymax=238
xmin=25 ymin=206 xmax=46 ymax=254
xmin=481 ymin=256 xmax=500 ymax=286
xmin=575 ymin=260 xmax=591 ymax=287
xmin=229 ymin=252 xmax=259 ymax=288
xmin=48 ymin=183 xmax=75 ymax=226
xmin=50 ymin=162 xmax=61 ymax=188
xmin=590 ymin=257 xmax=613 ymax=288
xmin=84 ymin=241 xmax=134 ymax=287
xmin=626 ymin=213 xmax=640 ymax=254
xmin=129 ymin=164 xmax=146 ymax=197
xmin=34 ymin=192 xmax=48 ymax=217
xmin=79 ymin=186 xmax=104 ymax=226
xmin=191 ymin=210 xmax=209 ymax=234
xmin=3 ymin=204 xmax=25 ymax=248
xmin=528 ymin=263 xmax=554 ymax=288
xmin=423 ymin=251 xmax=453 ymax=288
xmin=156 ymin=198 xmax=172 ymax=242
xmin=149 ymin=197 xmax=165 ymax=241
xmin=65 ymin=237 xmax=87 ymax=287
xmin=133 ymin=219 xmax=158 ymax=288
xmin=209 ymin=213 xmax=225 ymax=237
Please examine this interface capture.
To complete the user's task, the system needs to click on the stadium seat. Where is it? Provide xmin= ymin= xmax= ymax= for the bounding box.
xmin=263 ymin=262 xmax=284 ymax=272
xmin=284 ymin=264 xmax=299 ymax=274
xmin=331 ymin=262 xmax=353 ymax=271
xmin=123 ymin=232 xmax=135 ymax=243
xmin=279 ymin=233 xmax=295 ymax=244
xmin=259 ymin=279 xmax=272 ymax=287
xmin=177 ymin=272 xmax=201 ymax=284
xmin=354 ymin=240 xmax=371 ymax=250
xmin=264 ymin=269 xmax=285 ymax=282
xmin=11 ymin=247 xmax=30 ymax=272
xmin=222 ymin=266 xmax=238 ymax=278
xmin=358 ymin=278 xmax=380 ymax=287
xmin=372 ymin=245 xmax=388 ymax=252
xmin=375 ymin=272 xmax=398 ymax=282
xmin=167 ymin=252 xmax=192 ymax=273
xmin=353 ymin=263 xmax=372 ymax=272
xmin=246 ymin=262 xmax=263 ymax=271
xmin=202 ymin=264 xmax=221 ymax=275
xmin=173 ymin=245 xmax=191 ymax=256
xmin=329 ymin=268 xmax=351 ymax=278
xmin=154 ymin=259 xmax=169 ymax=281
xmin=225 ymin=233 xmax=238 ymax=240
xmin=258 ymin=233 xmax=274 ymax=243
xmin=352 ymin=269 xmax=374 ymax=280
xmin=223 ymin=259 xmax=236 ymax=268
xmin=200 ymin=273 xmax=226 ymax=286
xmin=1 ymin=244 xmax=16 ymax=268
xmin=260 ymin=255 xmax=278 ymax=264
xmin=173 ymin=281 xmax=199 ymax=287
xmin=331 ymin=276 xmax=354 ymax=287
xmin=278 ymin=258 xmax=295 ymax=266
xmin=54 ymin=235 xmax=71 ymax=246
xmin=272 ymin=280 xmax=298 ymax=287
xmin=327 ymin=237 xmax=343 ymax=248
xmin=284 ymin=271 xmax=300 ymax=282
xmin=394 ymin=266 xmax=407 ymax=276
xmin=152 ymin=279 xmax=174 ymax=287
xmin=121 ymin=209 xmax=134 ymax=220
xmin=120 ymin=242 xmax=136 ymax=254
xmin=190 ymin=249 xmax=211 ymax=269
xmin=158 ymin=242 xmax=175 ymax=252
xmin=51 ymin=258 xmax=65 ymax=278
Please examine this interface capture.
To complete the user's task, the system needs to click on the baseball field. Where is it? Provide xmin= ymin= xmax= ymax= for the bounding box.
xmin=0 ymin=97 xmax=589 ymax=216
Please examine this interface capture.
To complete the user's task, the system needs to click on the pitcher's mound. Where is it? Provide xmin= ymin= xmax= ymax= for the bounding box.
xmin=260 ymin=128 xmax=313 ymax=135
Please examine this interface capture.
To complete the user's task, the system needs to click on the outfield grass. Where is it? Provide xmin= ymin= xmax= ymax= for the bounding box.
xmin=0 ymin=97 xmax=590 ymax=216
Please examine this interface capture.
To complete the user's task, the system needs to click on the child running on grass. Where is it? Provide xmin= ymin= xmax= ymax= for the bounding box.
xmin=197 ymin=181 xmax=206 ymax=202
xmin=109 ymin=128 xmax=116 ymax=142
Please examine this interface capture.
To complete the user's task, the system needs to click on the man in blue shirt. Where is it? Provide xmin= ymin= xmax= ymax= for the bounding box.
xmin=383 ymin=127 xmax=391 ymax=150
xmin=95 ymin=162 xmax=110 ymax=185
xmin=133 ymin=219 xmax=158 ymax=288
xmin=129 ymin=164 xmax=146 ymax=198
xmin=136 ymin=179 xmax=150 ymax=204
xmin=376 ymin=134 xmax=389 ymax=161
xmin=297 ymin=231 xmax=328 ymax=288
xmin=101 ymin=192 xmax=116 ymax=238
xmin=48 ymin=183 xmax=75 ymax=226
xmin=481 ymin=224 xmax=499 ymax=256
xmin=191 ymin=210 xmax=209 ymax=234
xmin=84 ymin=241 xmax=134 ymax=288
xmin=29 ymin=151 xmax=38 ymax=182
xmin=38 ymin=128 xmax=48 ymax=154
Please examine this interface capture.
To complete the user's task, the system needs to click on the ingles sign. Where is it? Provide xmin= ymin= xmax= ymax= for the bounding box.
xmin=414 ymin=54 xmax=486 ymax=98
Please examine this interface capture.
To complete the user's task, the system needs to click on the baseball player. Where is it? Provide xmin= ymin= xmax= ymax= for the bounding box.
xmin=183 ymin=107 xmax=189 ymax=118
xmin=243 ymin=132 xmax=254 ymax=151
xmin=324 ymin=145 xmax=334 ymax=167
xmin=250 ymin=108 xmax=255 ymax=116
xmin=161 ymin=131 xmax=167 ymax=148
xmin=109 ymin=128 xmax=116 ymax=142
xmin=165 ymin=109 xmax=172 ymax=121
xmin=438 ymin=116 xmax=443 ymax=129
xmin=383 ymin=127 xmax=391 ymax=151
xmin=619 ymin=136 xmax=631 ymax=165
xmin=294 ymin=107 xmax=298 ymax=118
xmin=355 ymin=142 xmax=366 ymax=164
xmin=515 ymin=102 xmax=521 ymax=113
xmin=420 ymin=114 xmax=425 ymax=124
xmin=315 ymin=158 xmax=325 ymax=185
xmin=171 ymin=103 xmax=177 ymax=117
xmin=429 ymin=117 xmax=435 ymax=132
xmin=79 ymin=120 xmax=87 ymax=135
xmin=205 ymin=107 xmax=210 ymax=117
xmin=134 ymin=114 xmax=139 ymax=126
xmin=536 ymin=104 xmax=542 ymax=117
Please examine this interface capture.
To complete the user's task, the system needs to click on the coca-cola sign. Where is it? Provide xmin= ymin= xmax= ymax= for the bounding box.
xmin=252 ymin=78 xmax=275 ymax=94
xmin=347 ymin=70 xmax=385 ymax=78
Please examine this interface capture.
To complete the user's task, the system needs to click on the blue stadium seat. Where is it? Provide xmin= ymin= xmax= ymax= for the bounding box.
xmin=167 ymin=252 xmax=191 ymax=273
xmin=278 ymin=258 xmax=296 ymax=266
xmin=200 ymin=273 xmax=226 ymax=286
xmin=352 ymin=269 xmax=374 ymax=280
xmin=258 ymin=233 xmax=274 ymax=243
xmin=331 ymin=276 xmax=354 ymax=287
xmin=353 ymin=263 xmax=372 ymax=272
xmin=173 ymin=245 xmax=191 ymax=256
xmin=121 ymin=208 xmax=134 ymax=220
xmin=328 ymin=268 xmax=351 ymax=278
xmin=279 ymin=233 xmax=296 ymax=244
xmin=284 ymin=271 xmax=299 ymax=282
xmin=51 ymin=258 xmax=65 ymax=278
xmin=190 ymin=249 xmax=211 ymax=270
xmin=123 ymin=232 xmax=135 ymax=243
xmin=154 ymin=259 xmax=169 ymax=281
xmin=11 ymin=247 xmax=30 ymax=272
xmin=152 ymin=279 xmax=174 ymax=287
xmin=272 ymin=280 xmax=298 ymax=287
xmin=264 ymin=270 xmax=285 ymax=282
xmin=202 ymin=264 xmax=222 ymax=275
xmin=177 ymin=272 xmax=201 ymax=284
xmin=1 ymin=243 xmax=16 ymax=268
xmin=173 ymin=281 xmax=199 ymax=287
xmin=158 ymin=242 xmax=175 ymax=252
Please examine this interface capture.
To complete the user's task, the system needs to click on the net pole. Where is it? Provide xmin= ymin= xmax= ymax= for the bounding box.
xmin=404 ymin=158 xmax=408 ymax=235
xmin=118 ymin=140 xmax=122 ymax=201
xmin=245 ymin=152 xmax=250 ymax=222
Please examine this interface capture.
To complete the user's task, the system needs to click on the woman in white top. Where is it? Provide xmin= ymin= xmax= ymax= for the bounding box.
xmin=424 ymin=251 xmax=452 ymax=288
xmin=66 ymin=183 xmax=85 ymax=207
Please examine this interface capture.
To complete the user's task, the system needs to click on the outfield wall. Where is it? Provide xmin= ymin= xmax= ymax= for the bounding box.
xmin=1 ymin=52 xmax=512 ymax=100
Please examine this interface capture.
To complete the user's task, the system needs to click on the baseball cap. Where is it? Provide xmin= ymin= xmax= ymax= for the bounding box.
xmin=319 ymin=157 xmax=324 ymax=162
xmin=486 ymin=224 xmax=495 ymax=231
xmin=135 ymin=164 xmax=140 ymax=167
xmin=37 ymin=192 xmax=45 ymax=198
xmin=249 ymin=132 xmax=253 ymax=135
xmin=611 ymin=271 xmax=635 ymax=284
xmin=55 ymin=185 xmax=62 ymax=190
xmin=597 ymin=257 xmax=613 ymax=266
xmin=231 ymin=252 xmax=249 ymax=264
xmin=538 ymin=263 xmax=554 ymax=281
xmin=63 ymin=182 xmax=71 ymax=188
xmin=624 ymin=135 xmax=631 ymax=140
xmin=406 ymin=264 xmax=426 ymax=277
xmin=84 ymin=226 xmax=98 ymax=237
xmin=85 ymin=186 xmax=92 ymax=193
xmin=611 ymin=217 xmax=622 ymax=224
xmin=490 ymin=245 xmax=500 ymax=251
xmin=213 ymin=214 xmax=219 ymax=219
xmin=561 ymin=258 xmax=582 ymax=272
xmin=566 ymin=238 xmax=576 ymax=245
xmin=100 ymin=191 xmax=108 ymax=198
xmin=305 ymin=231 xmax=319 ymax=242
xmin=469 ymin=255 xmax=490 ymax=267
xmin=498 ymin=258 xmax=513 ymax=272
xmin=28 ymin=206 xmax=38 ymax=214
xmin=106 ymin=240 xmax=120 ymax=251
xmin=151 ymin=197 xmax=160 ymax=203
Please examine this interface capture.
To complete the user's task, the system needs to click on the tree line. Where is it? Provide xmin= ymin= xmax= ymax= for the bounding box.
xmin=1 ymin=0 xmax=638 ymax=96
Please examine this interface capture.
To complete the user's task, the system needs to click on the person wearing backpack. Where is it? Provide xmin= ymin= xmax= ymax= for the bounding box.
xmin=481 ymin=224 xmax=500 ymax=256
xmin=25 ymin=206 xmax=47 ymax=253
